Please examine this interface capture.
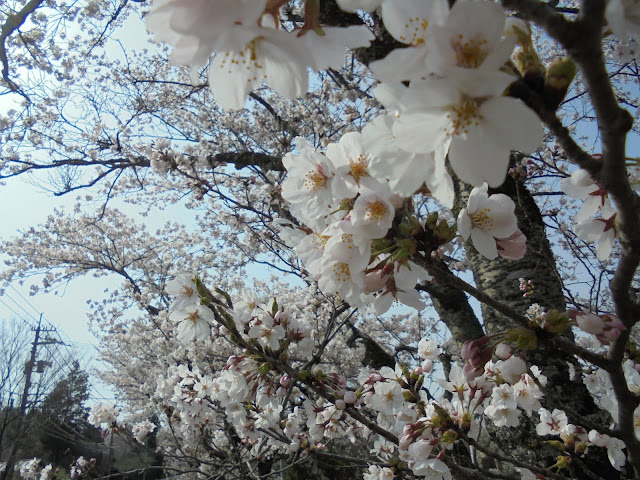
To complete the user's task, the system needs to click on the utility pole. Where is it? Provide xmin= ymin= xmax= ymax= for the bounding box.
xmin=1 ymin=316 xmax=59 ymax=480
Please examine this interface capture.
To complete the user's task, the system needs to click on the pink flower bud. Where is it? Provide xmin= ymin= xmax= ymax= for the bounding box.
xmin=274 ymin=310 xmax=287 ymax=324
xmin=597 ymin=314 xmax=626 ymax=344
xmin=335 ymin=399 xmax=346 ymax=409
xmin=575 ymin=312 xmax=605 ymax=335
xmin=461 ymin=336 xmax=493 ymax=374
xmin=343 ymin=391 xmax=357 ymax=404
xmin=496 ymin=229 xmax=527 ymax=260
xmin=421 ymin=360 xmax=433 ymax=373
xmin=280 ymin=374 xmax=291 ymax=388
xmin=461 ymin=337 xmax=490 ymax=362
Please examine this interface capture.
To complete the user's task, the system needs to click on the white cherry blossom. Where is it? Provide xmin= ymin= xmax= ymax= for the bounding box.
xmin=350 ymin=185 xmax=396 ymax=241
xmin=428 ymin=0 xmax=515 ymax=74
xmin=418 ymin=338 xmax=441 ymax=360
xmin=560 ymin=169 xmax=606 ymax=222
xmin=458 ymin=183 xmax=518 ymax=259
xmin=327 ymin=131 xmax=379 ymax=199
xmin=372 ymin=261 xmax=432 ymax=314
xmin=536 ymin=408 xmax=568 ymax=436
xmin=362 ymin=114 xmax=454 ymax=206
xmin=282 ymin=138 xmax=337 ymax=229
xmin=574 ymin=198 xmax=617 ymax=261
xmin=606 ymin=0 xmax=640 ymax=41
xmin=169 ymin=304 xmax=213 ymax=342
xmin=248 ymin=312 xmax=286 ymax=351
xmin=383 ymin=73 xmax=543 ymax=188
xmin=371 ymin=0 xmax=449 ymax=81
xmin=146 ymin=0 xmax=267 ymax=67
xmin=166 ymin=274 xmax=199 ymax=312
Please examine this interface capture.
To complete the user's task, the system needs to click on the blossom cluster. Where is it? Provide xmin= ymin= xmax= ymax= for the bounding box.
xmin=87 ymin=403 xmax=119 ymax=428
xmin=19 ymin=457 xmax=96 ymax=480
xmin=145 ymin=0 xmax=544 ymax=195
xmin=86 ymin=278 xmax=638 ymax=480
xmin=279 ymin=132 xmax=435 ymax=314
xmin=145 ymin=0 xmax=374 ymax=109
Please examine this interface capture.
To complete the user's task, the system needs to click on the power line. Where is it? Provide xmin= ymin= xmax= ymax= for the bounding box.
xmin=0 ymin=296 xmax=38 ymax=328
xmin=1 ymin=290 xmax=116 ymax=403
xmin=4 ymin=285 xmax=41 ymax=321
xmin=7 ymin=284 xmax=42 ymax=317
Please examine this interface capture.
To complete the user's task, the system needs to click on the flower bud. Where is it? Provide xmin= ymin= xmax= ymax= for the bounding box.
xmin=461 ymin=336 xmax=491 ymax=362
xmin=442 ymin=430 xmax=458 ymax=444
xmin=597 ymin=313 xmax=626 ymax=344
xmin=494 ymin=343 xmax=514 ymax=360
xmin=496 ymin=229 xmax=527 ymax=260
xmin=399 ymin=434 xmax=414 ymax=450
xmin=343 ymin=391 xmax=357 ymax=404
xmin=575 ymin=311 xmax=605 ymax=335
xmin=280 ymin=374 xmax=291 ymax=388
xmin=545 ymin=57 xmax=577 ymax=105
xmin=421 ymin=360 xmax=433 ymax=373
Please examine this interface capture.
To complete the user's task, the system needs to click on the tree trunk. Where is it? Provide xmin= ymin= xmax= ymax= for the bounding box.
xmin=454 ymin=165 xmax=619 ymax=477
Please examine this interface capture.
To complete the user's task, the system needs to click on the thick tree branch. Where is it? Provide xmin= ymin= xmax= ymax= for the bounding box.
xmin=0 ymin=0 xmax=45 ymax=99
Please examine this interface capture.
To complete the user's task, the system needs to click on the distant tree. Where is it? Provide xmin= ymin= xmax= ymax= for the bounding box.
xmin=0 ymin=320 xmax=32 ymax=463
xmin=37 ymin=361 xmax=103 ymax=466
xmin=0 ymin=319 xmax=94 ymax=477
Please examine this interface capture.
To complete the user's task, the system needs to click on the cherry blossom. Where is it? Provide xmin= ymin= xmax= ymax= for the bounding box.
xmin=88 ymin=404 xmax=119 ymax=428
xmin=145 ymin=0 xmax=267 ymax=67
xmin=371 ymin=0 xmax=450 ymax=81
xmin=282 ymin=138 xmax=337 ymax=229
xmin=560 ymin=169 xmax=607 ymax=222
xmin=147 ymin=1 xmax=373 ymax=109
xmin=132 ymin=420 xmax=156 ymax=444
xmin=458 ymin=183 xmax=518 ymax=259
xmin=169 ymin=304 xmax=213 ymax=342
xmin=574 ymin=198 xmax=618 ymax=261
xmin=248 ymin=312 xmax=286 ymax=351
xmin=606 ymin=0 xmax=640 ymax=41
xmin=362 ymin=114 xmax=454 ymax=206
xmin=327 ymin=131 xmax=379 ymax=199
xmin=165 ymin=274 xmax=199 ymax=311
xmin=5 ymin=1 xmax=640 ymax=478
xmin=428 ymin=0 xmax=516 ymax=74
xmin=383 ymin=73 xmax=543 ymax=187
xmin=418 ymin=338 xmax=441 ymax=361
xmin=350 ymin=186 xmax=396 ymax=241
xmin=536 ymin=408 xmax=568 ymax=436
